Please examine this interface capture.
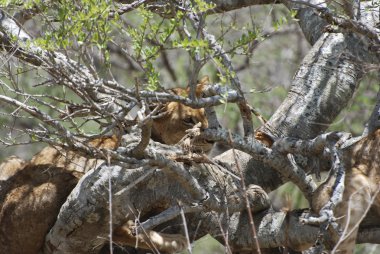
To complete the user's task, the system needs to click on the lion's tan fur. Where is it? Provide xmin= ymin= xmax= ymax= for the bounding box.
xmin=0 ymin=79 xmax=213 ymax=253
xmin=0 ymin=156 xmax=26 ymax=181
xmin=151 ymin=76 xmax=212 ymax=153
xmin=311 ymin=129 xmax=380 ymax=253
xmin=0 ymin=164 xmax=77 ymax=254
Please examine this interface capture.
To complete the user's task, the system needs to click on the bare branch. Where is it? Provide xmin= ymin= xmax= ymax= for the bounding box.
xmin=111 ymin=0 xmax=149 ymax=17
xmin=365 ymin=88 xmax=380 ymax=135
xmin=228 ymin=131 xmax=262 ymax=253
xmin=202 ymin=128 xmax=317 ymax=201
xmin=187 ymin=11 xmax=254 ymax=136
xmin=272 ymin=132 xmax=349 ymax=156
xmin=287 ymin=0 xmax=380 ymax=45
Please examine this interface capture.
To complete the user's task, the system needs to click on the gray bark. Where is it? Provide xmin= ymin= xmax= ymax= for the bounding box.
xmin=0 ymin=1 xmax=379 ymax=253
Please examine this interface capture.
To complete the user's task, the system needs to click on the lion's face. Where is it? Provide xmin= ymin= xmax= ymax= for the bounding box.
xmin=152 ymin=101 xmax=212 ymax=151
xmin=151 ymin=76 xmax=213 ymax=153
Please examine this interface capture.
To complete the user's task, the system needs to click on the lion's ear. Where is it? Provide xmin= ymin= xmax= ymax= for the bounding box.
xmin=171 ymin=87 xmax=188 ymax=97
xmin=195 ymin=75 xmax=210 ymax=97
xmin=198 ymin=75 xmax=209 ymax=85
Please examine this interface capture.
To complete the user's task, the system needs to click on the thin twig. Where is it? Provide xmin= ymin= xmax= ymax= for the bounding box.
xmin=228 ymin=130 xmax=261 ymax=254
xmin=179 ymin=203 xmax=192 ymax=254
xmin=139 ymin=204 xmax=202 ymax=231
xmin=187 ymin=11 xmax=254 ymax=136
xmin=106 ymin=155 xmax=113 ymax=254
xmin=333 ymin=186 xmax=380 ymax=253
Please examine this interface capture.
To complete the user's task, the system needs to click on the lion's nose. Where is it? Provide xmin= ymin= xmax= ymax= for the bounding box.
xmin=201 ymin=120 xmax=208 ymax=129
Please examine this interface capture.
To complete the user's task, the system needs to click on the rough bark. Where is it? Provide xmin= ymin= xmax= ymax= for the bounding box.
xmin=244 ymin=0 xmax=380 ymax=194
xmin=0 ymin=1 xmax=379 ymax=253
xmin=41 ymin=140 xmax=380 ymax=253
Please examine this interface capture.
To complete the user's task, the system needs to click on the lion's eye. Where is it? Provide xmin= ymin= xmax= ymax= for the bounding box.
xmin=183 ymin=117 xmax=196 ymax=126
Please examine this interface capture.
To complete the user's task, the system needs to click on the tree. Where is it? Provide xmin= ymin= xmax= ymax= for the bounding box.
xmin=0 ymin=0 xmax=379 ymax=253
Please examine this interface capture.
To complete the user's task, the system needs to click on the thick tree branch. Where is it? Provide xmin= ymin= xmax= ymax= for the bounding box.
xmin=208 ymin=0 xmax=279 ymax=13
xmin=203 ymin=128 xmax=316 ymax=200
xmin=288 ymin=0 xmax=380 ymax=45
xmin=44 ymin=154 xmax=380 ymax=253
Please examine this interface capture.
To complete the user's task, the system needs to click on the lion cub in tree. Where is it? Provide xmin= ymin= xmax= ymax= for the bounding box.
xmin=151 ymin=75 xmax=212 ymax=152
xmin=0 ymin=76 xmax=212 ymax=254
xmin=31 ymin=76 xmax=213 ymax=174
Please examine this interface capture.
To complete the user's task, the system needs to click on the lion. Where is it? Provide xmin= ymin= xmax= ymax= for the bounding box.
xmin=30 ymin=76 xmax=213 ymax=173
xmin=0 ymin=77 xmax=213 ymax=254
xmin=151 ymin=75 xmax=213 ymax=153
xmin=0 ymin=163 xmax=78 ymax=254
xmin=311 ymin=129 xmax=380 ymax=253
